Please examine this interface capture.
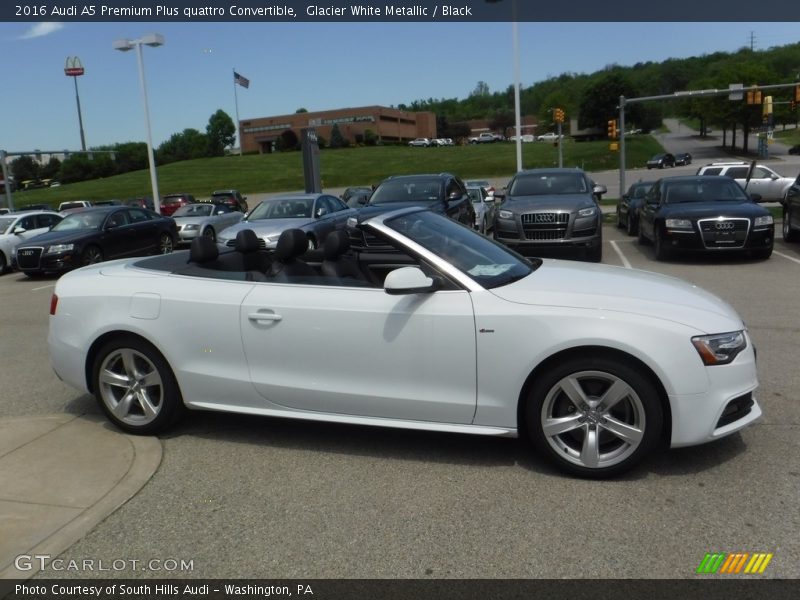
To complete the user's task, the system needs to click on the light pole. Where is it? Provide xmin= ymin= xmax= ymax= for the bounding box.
xmin=113 ymin=33 xmax=164 ymax=214
xmin=64 ymin=57 xmax=87 ymax=151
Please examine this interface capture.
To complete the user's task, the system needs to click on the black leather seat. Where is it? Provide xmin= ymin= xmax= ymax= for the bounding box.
xmin=235 ymin=229 xmax=271 ymax=273
xmin=189 ymin=236 xmax=219 ymax=264
xmin=268 ymin=229 xmax=317 ymax=282
xmin=321 ymin=230 xmax=365 ymax=283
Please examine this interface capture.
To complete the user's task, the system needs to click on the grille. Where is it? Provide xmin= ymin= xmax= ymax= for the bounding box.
xmin=716 ymin=393 xmax=754 ymax=428
xmin=225 ymin=238 xmax=268 ymax=250
xmin=521 ymin=212 xmax=569 ymax=241
xmin=16 ymin=247 xmax=43 ymax=269
xmin=698 ymin=218 xmax=749 ymax=249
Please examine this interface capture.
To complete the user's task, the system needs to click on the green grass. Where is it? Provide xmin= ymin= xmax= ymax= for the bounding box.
xmin=12 ymin=137 xmax=664 ymax=209
xmin=772 ymin=128 xmax=800 ymax=146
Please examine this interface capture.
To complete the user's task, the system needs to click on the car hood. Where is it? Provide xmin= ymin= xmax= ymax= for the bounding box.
xmin=218 ymin=218 xmax=311 ymax=240
xmin=502 ymin=194 xmax=595 ymax=211
xmin=173 ymin=216 xmax=210 ymax=225
xmin=491 ymin=260 xmax=743 ymax=333
xmin=18 ymin=229 xmax=96 ymax=246
xmin=364 ymin=200 xmax=443 ymax=215
xmin=657 ymin=201 xmax=768 ymax=219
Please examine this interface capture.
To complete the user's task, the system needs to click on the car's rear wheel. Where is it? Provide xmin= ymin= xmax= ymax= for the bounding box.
xmin=92 ymin=336 xmax=184 ymax=434
xmin=0 ymin=251 xmax=6 ymax=274
xmin=616 ymin=208 xmax=624 ymax=228
xmin=783 ymin=208 xmax=798 ymax=242
xmin=158 ymin=233 xmax=174 ymax=254
xmin=203 ymin=227 xmax=216 ymax=242
xmin=82 ymin=246 xmax=103 ymax=266
xmin=525 ymin=356 xmax=662 ymax=478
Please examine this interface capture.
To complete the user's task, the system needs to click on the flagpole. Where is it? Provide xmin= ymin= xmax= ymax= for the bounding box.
xmin=233 ymin=67 xmax=242 ymax=155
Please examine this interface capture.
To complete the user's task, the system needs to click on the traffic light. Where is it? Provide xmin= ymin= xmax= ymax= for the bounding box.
xmin=607 ymin=119 xmax=617 ymax=139
xmin=554 ymin=108 xmax=565 ymax=124
xmin=746 ymin=86 xmax=762 ymax=105
xmin=762 ymin=95 xmax=773 ymax=116
xmin=795 ymin=85 xmax=800 ymax=103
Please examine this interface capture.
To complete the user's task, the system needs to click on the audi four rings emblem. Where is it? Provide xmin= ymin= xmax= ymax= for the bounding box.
xmin=715 ymin=222 xmax=735 ymax=230
xmin=535 ymin=214 xmax=555 ymax=223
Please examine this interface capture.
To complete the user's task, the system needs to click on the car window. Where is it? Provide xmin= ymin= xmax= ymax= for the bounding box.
xmin=702 ymin=168 xmax=722 ymax=176
xmin=20 ymin=216 xmax=36 ymax=230
xmin=725 ymin=167 xmax=750 ymax=179
xmin=509 ymin=173 xmax=588 ymax=196
xmin=0 ymin=217 xmax=16 ymax=234
xmin=752 ymin=167 xmax=771 ymax=179
xmin=128 ymin=208 xmax=152 ymax=223
xmin=53 ymin=211 xmax=106 ymax=231
xmin=664 ymin=179 xmax=749 ymax=203
xmin=329 ymin=196 xmax=348 ymax=212
xmin=38 ymin=214 xmax=61 ymax=228
xmin=106 ymin=211 xmax=130 ymax=228
xmin=249 ymin=198 xmax=312 ymax=220
xmin=370 ymin=179 xmax=442 ymax=204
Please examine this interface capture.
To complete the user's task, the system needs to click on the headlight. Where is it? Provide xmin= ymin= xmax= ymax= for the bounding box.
xmin=184 ymin=224 xmax=199 ymax=231
xmin=754 ymin=215 xmax=773 ymax=227
xmin=498 ymin=210 xmax=514 ymax=219
xmin=577 ymin=207 xmax=596 ymax=217
xmin=45 ymin=244 xmax=74 ymax=254
xmin=691 ymin=331 xmax=747 ymax=366
xmin=665 ymin=218 xmax=693 ymax=229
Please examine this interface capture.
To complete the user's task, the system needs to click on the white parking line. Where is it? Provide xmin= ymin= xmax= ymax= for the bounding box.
xmin=31 ymin=284 xmax=56 ymax=291
xmin=610 ymin=240 xmax=633 ymax=269
xmin=773 ymin=250 xmax=800 ymax=265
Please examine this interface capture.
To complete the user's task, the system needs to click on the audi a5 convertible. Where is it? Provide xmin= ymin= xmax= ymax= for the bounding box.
xmin=48 ymin=208 xmax=761 ymax=478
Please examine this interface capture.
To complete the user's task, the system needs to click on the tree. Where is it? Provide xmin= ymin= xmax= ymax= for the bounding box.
xmin=58 ymin=154 xmax=94 ymax=184
xmin=295 ymin=108 xmax=308 ymax=113
xmin=205 ymin=109 xmax=236 ymax=156
xmin=363 ymin=129 xmax=378 ymax=146
xmin=276 ymin=129 xmax=299 ymax=151
xmin=578 ymin=72 xmax=640 ymax=132
xmin=471 ymin=81 xmax=490 ymax=97
xmin=40 ymin=157 xmax=61 ymax=180
xmin=489 ymin=108 xmax=515 ymax=137
xmin=157 ymin=129 xmax=209 ymax=164
xmin=10 ymin=155 xmax=39 ymax=182
xmin=329 ymin=124 xmax=349 ymax=148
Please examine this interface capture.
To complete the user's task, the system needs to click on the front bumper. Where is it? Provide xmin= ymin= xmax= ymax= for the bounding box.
xmin=494 ymin=212 xmax=601 ymax=256
xmin=662 ymin=223 xmax=773 ymax=253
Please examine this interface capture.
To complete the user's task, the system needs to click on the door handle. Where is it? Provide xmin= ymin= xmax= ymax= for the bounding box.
xmin=248 ymin=311 xmax=283 ymax=322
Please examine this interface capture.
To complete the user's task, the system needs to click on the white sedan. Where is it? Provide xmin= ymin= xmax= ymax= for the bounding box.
xmin=48 ymin=208 xmax=761 ymax=477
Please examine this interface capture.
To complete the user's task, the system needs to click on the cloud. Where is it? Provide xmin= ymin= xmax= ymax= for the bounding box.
xmin=20 ymin=22 xmax=64 ymax=39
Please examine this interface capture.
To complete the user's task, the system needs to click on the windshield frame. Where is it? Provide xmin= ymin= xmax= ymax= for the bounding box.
xmin=509 ymin=172 xmax=589 ymax=196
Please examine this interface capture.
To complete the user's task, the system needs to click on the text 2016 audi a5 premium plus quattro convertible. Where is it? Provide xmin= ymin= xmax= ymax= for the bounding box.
xmin=47 ymin=208 xmax=761 ymax=478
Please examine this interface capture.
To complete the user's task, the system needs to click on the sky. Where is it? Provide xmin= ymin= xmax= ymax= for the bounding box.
xmin=1 ymin=21 xmax=799 ymax=153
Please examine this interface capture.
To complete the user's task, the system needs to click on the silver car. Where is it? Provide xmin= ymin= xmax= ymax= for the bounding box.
xmin=467 ymin=185 xmax=495 ymax=234
xmin=0 ymin=210 xmax=63 ymax=273
xmin=172 ymin=203 xmax=244 ymax=245
xmin=217 ymin=193 xmax=357 ymax=250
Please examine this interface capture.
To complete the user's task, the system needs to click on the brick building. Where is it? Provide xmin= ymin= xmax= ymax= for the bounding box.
xmin=239 ymin=106 xmax=437 ymax=153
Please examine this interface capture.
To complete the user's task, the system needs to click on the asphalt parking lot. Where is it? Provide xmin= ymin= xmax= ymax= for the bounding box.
xmin=1 ymin=223 xmax=798 ymax=579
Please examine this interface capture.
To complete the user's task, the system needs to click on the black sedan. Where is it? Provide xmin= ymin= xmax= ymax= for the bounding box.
xmin=616 ymin=181 xmax=654 ymax=236
xmin=637 ymin=176 xmax=774 ymax=261
xmin=674 ymin=152 xmax=692 ymax=166
xmin=646 ymin=153 xmax=675 ymax=169
xmin=15 ymin=206 xmax=177 ymax=276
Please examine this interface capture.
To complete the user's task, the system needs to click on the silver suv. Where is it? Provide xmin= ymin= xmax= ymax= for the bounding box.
xmin=696 ymin=162 xmax=794 ymax=203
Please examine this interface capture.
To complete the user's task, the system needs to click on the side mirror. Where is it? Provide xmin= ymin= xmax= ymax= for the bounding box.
xmin=384 ymin=267 xmax=441 ymax=295
xmin=13 ymin=226 xmax=26 ymax=234
xmin=750 ymin=193 xmax=763 ymax=203
xmin=593 ymin=184 xmax=607 ymax=196
xmin=494 ymin=191 xmax=505 ymax=201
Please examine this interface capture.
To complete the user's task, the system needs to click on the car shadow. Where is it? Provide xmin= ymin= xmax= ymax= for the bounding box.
xmin=635 ymin=244 xmax=772 ymax=266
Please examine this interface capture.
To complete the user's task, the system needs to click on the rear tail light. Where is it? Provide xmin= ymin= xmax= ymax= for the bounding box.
xmin=50 ymin=293 xmax=58 ymax=315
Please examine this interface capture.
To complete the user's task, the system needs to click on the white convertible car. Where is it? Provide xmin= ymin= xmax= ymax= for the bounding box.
xmin=47 ymin=208 xmax=761 ymax=477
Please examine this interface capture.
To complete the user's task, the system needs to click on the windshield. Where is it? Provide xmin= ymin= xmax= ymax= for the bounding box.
xmin=52 ymin=211 xmax=106 ymax=231
xmin=370 ymin=179 xmax=442 ymax=204
xmin=174 ymin=204 xmax=214 ymax=217
xmin=248 ymin=198 xmax=312 ymax=220
xmin=467 ymin=188 xmax=484 ymax=203
xmin=0 ymin=217 xmax=15 ymax=234
xmin=509 ymin=173 xmax=588 ymax=196
xmin=384 ymin=210 xmax=535 ymax=289
xmin=664 ymin=179 xmax=750 ymax=203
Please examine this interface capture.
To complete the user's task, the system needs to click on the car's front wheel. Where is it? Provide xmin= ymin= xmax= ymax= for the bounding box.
xmin=626 ymin=214 xmax=637 ymax=236
xmin=81 ymin=245 xmax=103 ymax=266
xmin=158 ymin=233 xmax=174 ymax=254
xmin=203 ymin=227 xmax=216 ymax=242
xmin=654 ymin=227 xmax=670 ymax=260
xmin=92 ymin=336 xmax=184 ymax=434
xmin=525 ymin=355 xmax=663 ymax=478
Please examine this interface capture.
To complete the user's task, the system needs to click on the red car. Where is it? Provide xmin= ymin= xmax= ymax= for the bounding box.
xmin=161 ymin=193 xmax=196 ymax=217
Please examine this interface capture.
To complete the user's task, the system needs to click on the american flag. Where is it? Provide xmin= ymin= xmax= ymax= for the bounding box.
xmin=234 ymin=71 xmax=250 ymax=89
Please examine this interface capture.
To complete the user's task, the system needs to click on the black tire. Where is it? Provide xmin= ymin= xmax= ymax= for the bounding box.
xmin=24 ymin=271 xmax=44 ymax=278
xmin=92 ymin=336 xmax=185 ymax=434
xmin=585 ymin=243 xmax=602 ymax=263
xmin=0 ymin=251 xmax=6 ymax=274
xmin=637 ymin=222 xmax=650 ymax=246
xmin=524 ymin=355 xmax=663 ymax=478
xmin=158 ymin=233 xmax=174 ymax=254
xmin=654 ymin=227 xmax=670 ymax=261
xmin=752 ymin=247 xmax=773 ymax=260
xmin=783 ymin=208 xmax=799 ymax=242
xmin=203 ymin=227 xmax=216 ymax=242
xmin=626 ymin=214 xmax=637 ymax=236
xmin=616 ymin=208 xmax=624 ymax=229
xmin=81 ymin=245 xmax=104 ymax=266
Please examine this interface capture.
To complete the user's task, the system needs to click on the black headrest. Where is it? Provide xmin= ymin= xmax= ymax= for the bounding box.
xmin=275 ymin=229 xmax=309 ymax=261
xmin=323 ymin=230 xmax=350 ymax=260
xmin=235 ymin=229 xmax=260 ymax=253
xmin=189 ymin=236 xmax=218 ymax=264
